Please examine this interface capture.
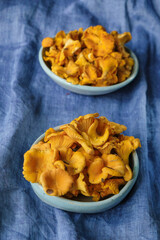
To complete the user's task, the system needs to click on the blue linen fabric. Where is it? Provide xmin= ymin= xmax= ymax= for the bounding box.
xmin=0 ymin=0 xmax=160 ymax=239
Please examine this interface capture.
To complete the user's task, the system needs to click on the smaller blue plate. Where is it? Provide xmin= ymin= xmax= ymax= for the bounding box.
xmin=39 ymin=47 xmax=139 ymax=95
xmin=30 ymin=126 xmax=139 ymax=213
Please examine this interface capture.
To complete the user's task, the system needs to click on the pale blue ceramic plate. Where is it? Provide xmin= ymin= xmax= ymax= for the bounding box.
xmin=39 ymin=47 xmax=138 ymax=95
xmin=30 ymin=126 xmax=139 ymax=213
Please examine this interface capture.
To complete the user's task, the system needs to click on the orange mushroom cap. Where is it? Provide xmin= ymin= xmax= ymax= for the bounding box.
xmin=60 ymin=124 xmax=94 ymax=155
xmin=102 ymin=178 xmax=126 ymax=194
xmin=124 ymin=164 xmax=133 ymax=181
xmin=116 ymin=137 xmax=141 ymax=165
xmin=31 ymin=141 xmax=51 ymax=151
xmin=88 ymin=118 xmax=109 ymax=147
xmin=40 ymin=168 xmax=73 ymax=196
xmin=102 ymin=154 xmax=126 ymax=176
xmin=82 ymin=25 xmax=115 ymax=57
xmin=67 ymin=151 xmax=86 ymax=175
xmin=44 ymin=128 xmax=56 ymax=142
xmin=76 ymin=173 xmax=90 ymax=196
xmin=23 ymin=148 xmax=55 ymax=183
xmin=70 ymin=113 xmax=99 ymax=133
xmin=88 ymin=157 xmax=108 ymax=184
xmin=98 ymin=116 xmax=127 ymax=135
xmin=48 ymin=134 xmax=75 ymax=150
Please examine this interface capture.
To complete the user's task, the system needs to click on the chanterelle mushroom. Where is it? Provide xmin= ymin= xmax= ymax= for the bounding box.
xmin=116 ymin=136 xmax=141 ymax=165
xmin=102 ymin=178 xmax=126 ymax=194
xmin=88 ymin=118 xmax=109 ymax=147
xmin=82 ymin=25 xmax=115 ymax=57
xmin=98 ymin=116 xmax=127 ymax=135
xmin=23 ymin=148 xmax=55 ymax=183
xmin=102 ymin=154 xmax=126 ymax=176
xmin=67 ymin=151 xmax=86 ymax=175
xmin=60 ymin=124 xmax=94 ymax=155
xmin=88 ymin=157 xmax=108 ymax=184
xmin=76 ymin=173 xmax=90 ymax=196
xmin=40 ymin=168 xmax=73 ymax=196
xmin=70 ymin=113 xmax=99 ymax=133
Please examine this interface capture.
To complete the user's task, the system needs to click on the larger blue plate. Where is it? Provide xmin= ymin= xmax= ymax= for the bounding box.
xmin=30 ymin=126 xmax=139 ymax=213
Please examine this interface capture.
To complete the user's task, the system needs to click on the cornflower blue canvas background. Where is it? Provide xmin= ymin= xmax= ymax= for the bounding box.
xmin=0 ymin=0 xmax=160 ymax=239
